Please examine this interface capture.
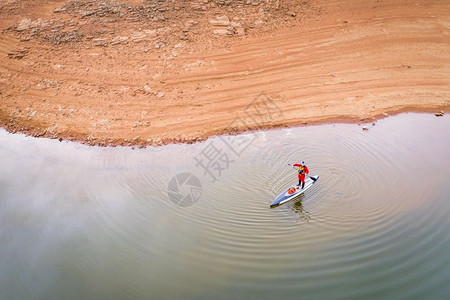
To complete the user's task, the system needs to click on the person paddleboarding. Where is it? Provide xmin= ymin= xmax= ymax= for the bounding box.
xmin=271 ymin=163 xmax=318 ymax=207
xmin=293 ymin=161 xmax=309 ymax=189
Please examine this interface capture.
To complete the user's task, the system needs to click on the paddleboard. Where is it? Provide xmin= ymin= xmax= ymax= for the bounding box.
xmin=270 ymin=175 xmax=319 ymax=207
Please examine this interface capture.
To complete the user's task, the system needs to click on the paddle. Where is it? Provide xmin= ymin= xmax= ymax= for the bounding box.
xmin=287 ymin=163 xmax=317 ymax=182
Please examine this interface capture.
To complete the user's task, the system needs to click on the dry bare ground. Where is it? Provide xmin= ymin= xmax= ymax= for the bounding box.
xmin=1 ymin=0 xmax=449 ymax=146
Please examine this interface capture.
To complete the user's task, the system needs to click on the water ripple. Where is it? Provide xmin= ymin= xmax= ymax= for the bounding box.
xmin=1 ymin=114 xmax=449 ymax=299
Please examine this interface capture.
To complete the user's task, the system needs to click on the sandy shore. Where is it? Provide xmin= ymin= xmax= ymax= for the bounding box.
xmin=1 ymin=0 xmax=449 ymax=147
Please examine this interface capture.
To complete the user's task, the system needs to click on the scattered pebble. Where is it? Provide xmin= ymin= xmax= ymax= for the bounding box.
xmin=143 ymin=85 xmax=153 ymax=94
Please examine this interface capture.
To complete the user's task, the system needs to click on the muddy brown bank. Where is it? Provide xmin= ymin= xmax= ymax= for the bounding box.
xmin=1 ymin=0 xmax=449 ymax=147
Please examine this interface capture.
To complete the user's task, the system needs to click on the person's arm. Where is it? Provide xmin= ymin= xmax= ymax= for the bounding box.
xmin=305 ymin=166 xmax=309 ymax=174
xmin=293 ymin=164 xmax=300 ymax=168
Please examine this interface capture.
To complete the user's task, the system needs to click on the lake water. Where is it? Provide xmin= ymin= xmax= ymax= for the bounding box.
xmin=1 ymin=113 xmax=449 ymax=299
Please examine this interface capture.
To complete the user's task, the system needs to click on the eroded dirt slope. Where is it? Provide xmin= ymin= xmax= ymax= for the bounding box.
xmin=1 ymin=0 xmax=449 ymax=146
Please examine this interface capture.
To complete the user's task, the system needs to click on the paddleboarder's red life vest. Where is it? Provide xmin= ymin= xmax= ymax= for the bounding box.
xmin=293 ymin=164 xmax=309 ymax=181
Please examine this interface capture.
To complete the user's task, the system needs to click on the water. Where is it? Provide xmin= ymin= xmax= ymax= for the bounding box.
xmin=1 ymin=113 xmax=449 ymax=299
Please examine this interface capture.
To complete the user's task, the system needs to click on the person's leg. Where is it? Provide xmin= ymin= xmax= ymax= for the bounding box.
xmin=300 ymin=175 xmax=305 ymax=189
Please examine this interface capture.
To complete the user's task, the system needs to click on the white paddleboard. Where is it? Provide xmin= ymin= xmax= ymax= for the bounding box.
xmin=270 ymin=175 xmax=319 ymax=207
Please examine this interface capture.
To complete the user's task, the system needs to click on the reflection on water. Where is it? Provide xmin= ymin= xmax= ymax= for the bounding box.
xmin=0 ymin=113 xmax=449 ymax=299
xmin=291 ymin=197 xmax=311 ymax=223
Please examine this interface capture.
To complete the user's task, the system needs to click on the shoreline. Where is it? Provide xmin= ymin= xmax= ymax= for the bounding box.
xmin=1 ymin=106 xmax=447 ymax=148
xmin=1 ymin=0 xmax=449 ymax=147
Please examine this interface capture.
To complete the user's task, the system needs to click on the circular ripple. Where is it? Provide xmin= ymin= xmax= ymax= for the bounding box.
xmin=3 ymin=116 xmax=449 ymax=298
